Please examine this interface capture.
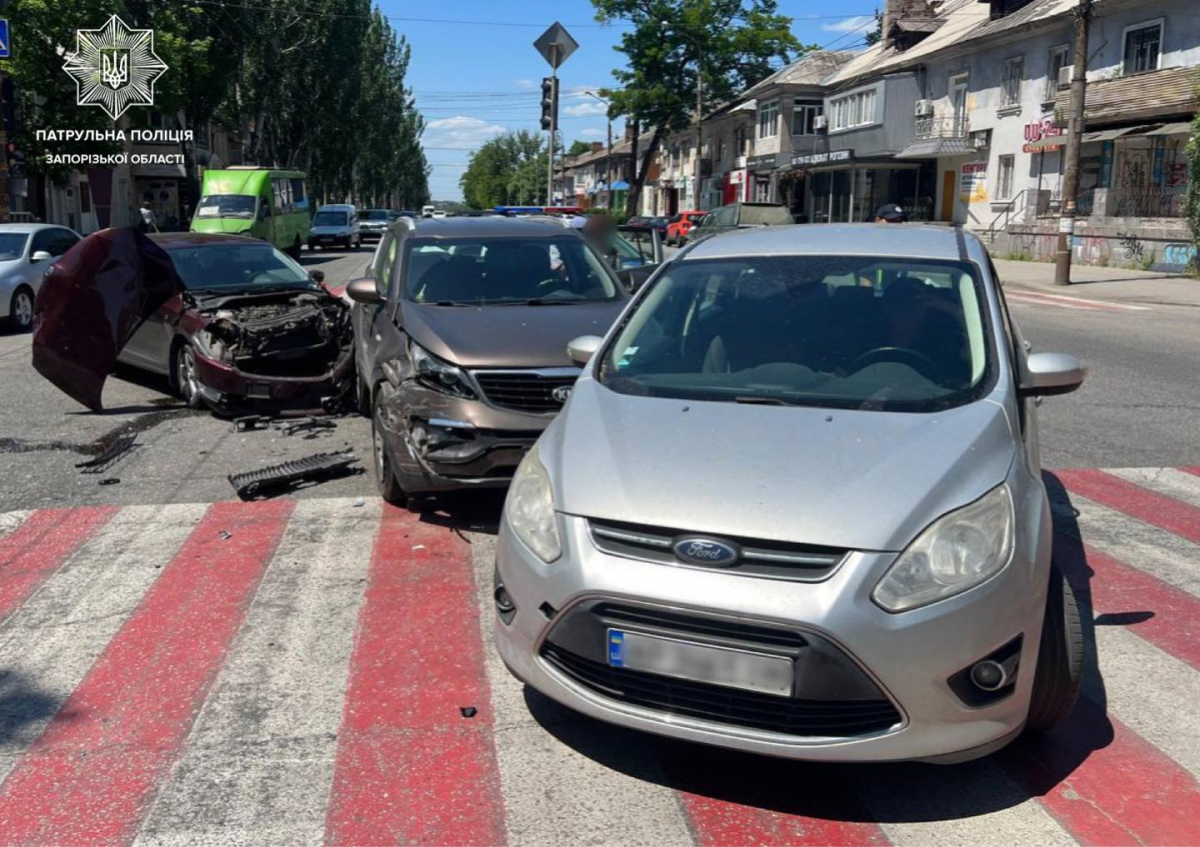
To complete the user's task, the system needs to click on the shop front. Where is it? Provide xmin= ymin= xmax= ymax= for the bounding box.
xmin=794 ymin=150 xmax=935 ymax=223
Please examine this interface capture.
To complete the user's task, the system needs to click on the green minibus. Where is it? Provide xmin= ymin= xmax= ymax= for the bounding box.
xmin=191 ymin=168 xmax=311 ymax=257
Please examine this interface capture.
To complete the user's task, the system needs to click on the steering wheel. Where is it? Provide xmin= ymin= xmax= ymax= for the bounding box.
xmin=849 ymin=346 xmax=943 ymax=382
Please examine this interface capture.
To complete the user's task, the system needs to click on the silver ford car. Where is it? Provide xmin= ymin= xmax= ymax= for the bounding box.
xmin=493 ymin=224 xmax=1088 ymax=764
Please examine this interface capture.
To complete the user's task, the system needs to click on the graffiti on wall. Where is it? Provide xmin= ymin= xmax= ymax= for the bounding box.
xmin=1071 ymin=235 xmax=1112 ymax=265
xmin=1117 ymin=231 xmax=1145 ymax=261
xmin=1162 ymin=243 xmax=1198 ymax=272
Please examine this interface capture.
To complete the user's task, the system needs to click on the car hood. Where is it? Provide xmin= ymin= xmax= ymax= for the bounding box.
xmin=545 ymin=378 xmax=1016 ymax=552
xmin=310 ymin=225 xmax=352 ymax=235
xmin=32 ymin=228 xmax=184 ymax=411
xmin=401 ymin=300 xmax=628 ymax=369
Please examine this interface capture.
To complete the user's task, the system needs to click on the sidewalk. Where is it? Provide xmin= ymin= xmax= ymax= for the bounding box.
xmin=992 ymin=259 xmax=1200 ymax=308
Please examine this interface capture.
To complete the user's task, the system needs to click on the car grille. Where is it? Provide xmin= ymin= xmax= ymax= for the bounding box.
xmin=588 ymin=518 xmax=847 ymax=581
xmin=472 ymin=370 xmax=580 ymax=414
xmin=540 ymin=644 xmax=901 ymax=737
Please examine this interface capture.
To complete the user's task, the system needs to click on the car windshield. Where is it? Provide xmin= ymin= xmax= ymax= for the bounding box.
xmin=196 ymin=195 xmax=256 ymax=218
xmin=600 ymin=255 xmax=993 ymax=413
xmin=404 ymin=236 xmax=620 ymax=305
xmin=0 ymin=233 xmax=29 ymax=259
xmin=740 ymin=205 xmax=793 ymax=225
xmin=364 ymin=210 xmax=389 ymax=221
xmin=314 ymin=211 xmax=349 ymax=227
xmin=168 ymin=243 xmax=314 ymax=292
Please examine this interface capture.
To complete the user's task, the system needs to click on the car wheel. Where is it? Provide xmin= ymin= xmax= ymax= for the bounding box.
xmin=1026 ymin=565 xmax=1084 ymax=731
xmin=8 ymin=287 xmax=34 ymax=332
xmin=174 ymin=343 xmax=205 ymax=409
xmin=287 ymin=237 xmax=302 ymax=259
xmin=372 ymin=393 xmax=407 ymax=505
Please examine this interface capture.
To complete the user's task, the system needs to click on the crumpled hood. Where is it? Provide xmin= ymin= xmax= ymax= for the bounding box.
xmin=545 ymin=378 xmax=1015 ymax=552
xmin=401 ymin=300 xmax=627 ymax=369
xmin=32 ymin=228 xmax=184 ymax=411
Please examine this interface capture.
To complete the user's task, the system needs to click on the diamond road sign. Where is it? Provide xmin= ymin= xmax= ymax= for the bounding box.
xmin=0 ymin=20 xmax=10 ymax=59
xmin=533 ymin=22 xmax=577 ymax=70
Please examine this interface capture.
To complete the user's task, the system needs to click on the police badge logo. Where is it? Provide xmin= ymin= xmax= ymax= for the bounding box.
xmin=62 ymin=16 xmax=168 ymax=120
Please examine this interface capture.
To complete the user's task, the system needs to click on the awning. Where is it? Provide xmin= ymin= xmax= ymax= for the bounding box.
xmin=1082 ymin=127 xmax=1144 ymax=143
xmin=610 ymin=180 xmax=630 ymax=190
xmin=1140 ymin=122 xmax=1193 ymax=137
xmin=1024 ymin=135 xmax=1066 ymax=150
xmin=895 ymin=137 xmax=971 ymax=159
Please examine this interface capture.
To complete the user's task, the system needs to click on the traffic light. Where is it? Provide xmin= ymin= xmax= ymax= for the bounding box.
xmin=540 ymin=77 xmax=558 ymax=132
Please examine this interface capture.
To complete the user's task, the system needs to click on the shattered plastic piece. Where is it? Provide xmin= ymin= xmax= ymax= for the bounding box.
xmin=277 ymin=417 xmax=337 ymax=437
xmin=98 ymin=478 xmax=120 ymax=486
xmin=353 ymin=497 xmax=365 ymax=508
xmin=227 ymin=449 xmax=362 ymax=499
xmin=234 ymin=415 xmax=272 ymax=432
xmin=412 ymin=544 xmax=426 ymax=551
xmin=459 ymin=706 xmax=477 ymax=718
xmin=219 ymin=530 xmax=232 ymax=540
xmin=75 ymin=434 xmax=138 ymax=474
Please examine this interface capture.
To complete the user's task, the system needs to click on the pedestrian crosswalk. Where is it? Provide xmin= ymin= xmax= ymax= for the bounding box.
xmin=0 ymin=468 xmax=1198 ymax=845
xmin=1003 ymin=289 xmax=1153 ymax=312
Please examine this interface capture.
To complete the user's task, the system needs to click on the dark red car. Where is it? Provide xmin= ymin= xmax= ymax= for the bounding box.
xmin=32 ymin=230 xmax=353 ymax=415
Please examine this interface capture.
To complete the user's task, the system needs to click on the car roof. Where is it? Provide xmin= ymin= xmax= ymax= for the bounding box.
xmin=402 ymin=216 xmax=580 ymax=239
xmin=149 ymin=232 xmax=262 ymax=249
xmin=682 ymin=223 xmax=985 ymax=262
xmin=0 ymin=223 xmax=73 ymax=234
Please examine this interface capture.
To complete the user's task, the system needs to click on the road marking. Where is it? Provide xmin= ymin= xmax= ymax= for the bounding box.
xmin=1003 ymin=289 xmax=1152 ymax=312
xmin=135 ymin=498 xmax=379 ymax=845
xmin=1106 ymin=466 xmax=1200 ymax=511
xmin=1057 ymin=468 xmax=1200 ymax=546
xmin=0 ymin=499 xmax=293 ymax=845
xmin=0 ymin=506 xmax=117 ymax=626
xmin=323 ymin=506 xmax=506 ymax=847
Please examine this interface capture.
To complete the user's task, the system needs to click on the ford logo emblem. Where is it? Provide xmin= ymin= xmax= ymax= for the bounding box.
xmin=672 ymin=537 xmax=739 ymax=568
xmin=552 ymin=386 xmax=573 ymax=404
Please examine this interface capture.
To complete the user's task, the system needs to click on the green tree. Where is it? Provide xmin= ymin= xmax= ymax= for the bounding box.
xmin=1186 ymin=109 xmax=1200 ymax=276
xmin=567 ymin=140 xmax=595 ymax=156
xmin=591 ymin=0 xmax=805 ymax=215
xmin=863 ymin=11 xmax=884 ymax=47
xmin=460 ymin=131 xmax=545 ymax=208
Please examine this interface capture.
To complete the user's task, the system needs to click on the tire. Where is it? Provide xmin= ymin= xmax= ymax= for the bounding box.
xmin=343 ymin=237 xmax=351 ymax=250
xmin=174 ymin=343 xmax=205 ymax=409
xmin=7 ymin=287 xmax=34 ymax=332
xmin=1026 ymin=565 xmax=1084 ymax=731
xmin=287 ymin=237 xmax=302 ymax=259
xmin=372 ymin=393 xmax=407 ymax=505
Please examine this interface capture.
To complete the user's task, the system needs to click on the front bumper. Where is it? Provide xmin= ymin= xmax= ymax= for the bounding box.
xmin=193 ymin=347 xmax=354 ymax=415
xmin=493 ymin=494 xmax=1052 ymax=763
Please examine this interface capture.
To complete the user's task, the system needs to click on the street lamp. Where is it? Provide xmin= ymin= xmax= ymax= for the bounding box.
xmin=671 ymin=28 xmax=704 ymax=212
xmin=585 ymin=91 xmax=613 ymax=212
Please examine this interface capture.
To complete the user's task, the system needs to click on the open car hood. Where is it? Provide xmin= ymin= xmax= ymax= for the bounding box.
xmin=32 ymin=228 xmax=184 ymax=412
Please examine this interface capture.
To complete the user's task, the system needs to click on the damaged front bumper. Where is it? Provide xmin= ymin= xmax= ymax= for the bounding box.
xmin=193 ymin=346 xmax=355 ymax=415
xmin=374 ymin=380 xmax=545 ymax=493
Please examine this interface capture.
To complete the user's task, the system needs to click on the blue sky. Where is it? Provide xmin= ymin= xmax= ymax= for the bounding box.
xmin=376 ymin=0 xmax=882 ymax=201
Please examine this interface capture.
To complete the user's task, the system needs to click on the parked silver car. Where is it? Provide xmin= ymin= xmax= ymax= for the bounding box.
xmin=493 ymin=224 xmax=1087 ymax=763
xmin=0 ymin=223 xmax=82 ymax=331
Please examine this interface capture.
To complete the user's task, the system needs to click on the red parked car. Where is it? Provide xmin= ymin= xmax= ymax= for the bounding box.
xmin=666 ymin=210 xmax=705 ymax=246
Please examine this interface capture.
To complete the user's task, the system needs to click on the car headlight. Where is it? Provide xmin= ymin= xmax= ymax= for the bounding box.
xmin=872 ymin=485 xmax=1014 ymax=613
xmin=409 ymin=340 xmax=477 ymax=399
xmin=505 ymin=445 xmax=562 ymax=562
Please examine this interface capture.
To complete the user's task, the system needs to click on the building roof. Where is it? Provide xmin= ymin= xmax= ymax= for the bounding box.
xmin=742 ymin=51 xmax=856 ymax=98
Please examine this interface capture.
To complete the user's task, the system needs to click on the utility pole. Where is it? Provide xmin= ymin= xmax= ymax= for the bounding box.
xmin=693 ymin=43 xmax=703 ymax=211
xmin=547 ymin=51 xmax=557 ymax=206
xmin=0 ymin=67 xmax=9 ymax=220
xmin=1055 ymin=0 xmax=1093 ymax=285
xmin=586 ymin=91 xmax=613 ymax=210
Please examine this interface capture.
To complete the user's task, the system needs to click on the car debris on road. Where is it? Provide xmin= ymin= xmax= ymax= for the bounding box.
xmin=227 ymin=449 xmax=362 ymax=499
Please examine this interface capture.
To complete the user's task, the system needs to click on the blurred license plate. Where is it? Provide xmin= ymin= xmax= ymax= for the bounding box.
xmin=607 ymin=629 xmax=792 ymax=697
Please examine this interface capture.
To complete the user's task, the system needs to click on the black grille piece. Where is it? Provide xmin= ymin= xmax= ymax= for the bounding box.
xmin=592 ymin=603 xmax=807 ymax=649
xmin=589 ymin=518 xmax=847 ymax=582
xmin=541 ymin=645 xmax=902 ymax=737
xmin=472 ymin=371 xmax=579 ymax=414
xmin=227 ymin=450 xmax=361 ymax=499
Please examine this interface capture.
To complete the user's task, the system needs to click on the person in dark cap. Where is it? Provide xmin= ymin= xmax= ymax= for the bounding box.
xmin=874 ymin=203 xmax=907 ymax=224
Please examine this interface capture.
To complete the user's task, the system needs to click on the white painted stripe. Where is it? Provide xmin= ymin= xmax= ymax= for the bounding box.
xmin=1105 ymin=467 xmax=1200 ymax=511
xmin=0 ymin=503 xmax=206 ymax=780
xmin=860 ymin=764 xmax=1076 ymax=847
xmin=1063 ymin=494 xmax=1200 ymax=598
xmin=0 ymin=509 xmax=32 ymax=540
xmin=134 ymin=498 xmax=379 ymax=847
xmin=470 ymin=534 xmax=695 ymax=847
xmin=1087 ymin=623 xmax=1200 ymax=777
xmin=1005 ymin=289 xmax=1151 ymax=311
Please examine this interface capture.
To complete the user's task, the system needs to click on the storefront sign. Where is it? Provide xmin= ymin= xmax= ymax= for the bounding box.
xmin=727 ymin=168 xmax=746 ymax=185
xmin=1022 ymin=117 xmax=1064 ymax=153
xmin=747 ymin=154 xmax=778 ymax=172
xmin=790 ymin=149 xmax=852 ymax=167
xmin=959 ymin=162 xmax=988 ymax=203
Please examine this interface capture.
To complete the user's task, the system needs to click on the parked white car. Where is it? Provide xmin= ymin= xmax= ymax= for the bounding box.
xmin=0 ymin=223 xmax=83 ymax=331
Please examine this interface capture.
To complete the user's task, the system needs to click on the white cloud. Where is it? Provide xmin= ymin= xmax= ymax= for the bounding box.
xmin=564 ymin=100 xmax=609 ymax=118
xmin=514 ymin=78 xmax=537 ymax=90
xmin=578 ymin=127 xmax=606 ymax=140
xmin=424 ymin=116 xmax=507 ymax=146
xmin=821 ymin=15 xmax=874 ymax=34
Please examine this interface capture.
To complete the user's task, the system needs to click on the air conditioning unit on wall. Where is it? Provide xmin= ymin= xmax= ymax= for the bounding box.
xmin=914 ymin=100 xmax=935 ymax=117
xmin=1058 ymin=66 xmax=1073 ymax=88
xmin=813 ymin=115 xmax=828 ymax=131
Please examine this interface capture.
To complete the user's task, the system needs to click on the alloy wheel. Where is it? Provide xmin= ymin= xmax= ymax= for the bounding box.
xmin=13 ymin=291 xmax=33 ymax=329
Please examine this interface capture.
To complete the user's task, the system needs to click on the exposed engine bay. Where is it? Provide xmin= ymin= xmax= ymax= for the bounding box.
xmin=196 ymin=291 xmax=353 ymax=378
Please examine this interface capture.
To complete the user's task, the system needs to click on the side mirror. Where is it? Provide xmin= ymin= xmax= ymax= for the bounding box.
xmin=345 ymin=277 xmax=383 ymax=305
xmin=1019 ymin=352 xmax=1086 ymax=397
xmin=567 ymin=335 xmax=603 ymax=367
xmin=309 ymin=270 xmax=326 ymax=283
xmin=31 ymin=250 xmax=53 ymax=262
xmin=258 ymin=205 xmax=271 ymax=220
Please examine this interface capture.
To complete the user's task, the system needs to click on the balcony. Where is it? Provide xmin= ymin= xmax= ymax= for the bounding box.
xmin=915 ymin=114 xmax=970 ymax=140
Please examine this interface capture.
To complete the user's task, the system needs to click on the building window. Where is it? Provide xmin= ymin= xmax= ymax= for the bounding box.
xmin=754 ymin=178 xmax=771 ymax=203
xmin=758 ymin=100 xmax=780 ymax=139
xmin=1045 ymin=45 xmax=1070 ymax=100
xmin=791 ymin=101 xmax=822 ymax=136
xmin=1001 ymin=57 xmax=1023 ymax=108
xmin=734 ymin=126 xmax=747 ymax=156
xmin=996 ymin=155 xmax=1015 ymax=201
xmin=830 ymin=89 xmax=877 ymax=131
xmin=1123 ymin=21 xmax=1162 ymax=75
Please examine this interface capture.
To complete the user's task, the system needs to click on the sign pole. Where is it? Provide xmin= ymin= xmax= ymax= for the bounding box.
xmin=533 ymin=23 xmax=577 ymax=209
xmin=547 ymin=48 xmax=557 ymax=207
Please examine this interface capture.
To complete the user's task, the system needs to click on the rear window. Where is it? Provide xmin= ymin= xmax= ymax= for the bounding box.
xmin=313 ymin=211 xmax=348 ymax=226
xmin=364 ymin=210 xmax=390 ymax=220
xmin=739 ymin=205 xmax=794 ymax=226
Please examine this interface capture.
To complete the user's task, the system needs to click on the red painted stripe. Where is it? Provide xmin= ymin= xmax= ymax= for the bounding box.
xmin=1002 ymin=698 xmax=1200 ymax=846
xmin=1056 ymin=468 xmax=1200 ymax=545
xmin=679 ymin=793 xmax=889 ymax=847
xmin=1180 ymin=467 xmax=1200 ymax=478
xmin=0 ymin=507 xmax=117 ymax=625
xmin=0 ymin=499 xmax=293 ymax=845
xmin=323 ymin=506 xmax=505 ymax=847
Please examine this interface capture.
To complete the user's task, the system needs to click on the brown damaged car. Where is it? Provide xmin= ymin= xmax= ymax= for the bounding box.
xmin=347 ymin=216 xmax=629 ymax=505
xmin=32 ymin=229 xmax=353 ymax=415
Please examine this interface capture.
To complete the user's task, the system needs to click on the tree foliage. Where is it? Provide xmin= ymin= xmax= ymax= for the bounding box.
xmin=5 ymin=0 xmax=429 ymax=209
xmin=863 ymin=11 xmax=884 ymax=47
xmin=1185 ymin=93 xmax=1200 ymax=276
xmin=591 ymin=0 xmax=805 ymax=213
xmin=567 ymin=140 xmax=596 ymax=156
xmin=459 ymin=131 xmax=548 ymax=209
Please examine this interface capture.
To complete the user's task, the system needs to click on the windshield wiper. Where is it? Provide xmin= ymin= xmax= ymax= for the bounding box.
xmin=516 ymin=298 xmax=581 ymax=306
xmin=428 ymin=300 xmax=471 ymax=307
xmin=733 ymin=396 xmax=791 ymax=406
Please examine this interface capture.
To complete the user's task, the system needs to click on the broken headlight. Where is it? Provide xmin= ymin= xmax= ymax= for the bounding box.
xmin=409 ymin=340 xmax=477 ymax=400
xmin=872 ymin=485 xmax=1014 ymax=613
